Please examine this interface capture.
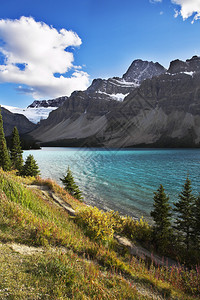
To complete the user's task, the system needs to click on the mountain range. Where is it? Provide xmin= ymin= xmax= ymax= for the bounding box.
xmin=2 ymin=56 xmax=200 ymax=148
xmin=1 ymin=106 xmax=36 ymax=136
xmin=1 ymin=96 xmax=68 ymax=125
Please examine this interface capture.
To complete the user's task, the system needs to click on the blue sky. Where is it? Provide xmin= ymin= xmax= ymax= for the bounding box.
xmin=0 ymin=0 xmax=200 ymax=107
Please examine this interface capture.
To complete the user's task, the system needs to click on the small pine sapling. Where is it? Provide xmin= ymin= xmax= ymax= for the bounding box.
xmin=60 ymin=167 xmax=82 ymax=200
xmin=21 ymin=154 xmax=40 ymax=177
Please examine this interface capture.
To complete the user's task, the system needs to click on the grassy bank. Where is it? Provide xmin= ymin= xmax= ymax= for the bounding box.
xmin=0 ymin=169 xmax=199 ymax=299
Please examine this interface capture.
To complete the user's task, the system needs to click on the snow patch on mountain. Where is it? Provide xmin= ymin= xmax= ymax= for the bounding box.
xmin=183 ymin=71 xmax=194 ymax=76
xmin=112 ymin=78 xmax=139 ymax=87
xmin=96 ymin=91 xmax=128 ymax=101
xmin=110 ymin=93 xmax=129 ymax=101
xmin=166 ymin=71 xmax=194 ymax=77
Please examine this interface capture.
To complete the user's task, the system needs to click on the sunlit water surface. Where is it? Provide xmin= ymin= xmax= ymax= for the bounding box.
xmin=23 ymin=148 xmax=200 ymax=220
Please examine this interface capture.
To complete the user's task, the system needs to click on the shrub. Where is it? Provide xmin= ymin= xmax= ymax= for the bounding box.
xmin=76 ymin=206 xmax=114 ymax=243
xmin=120 ymin=216 xmax=152 ymax=243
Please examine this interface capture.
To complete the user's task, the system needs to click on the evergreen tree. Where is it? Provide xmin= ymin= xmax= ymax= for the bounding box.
xmin=191 ymin=195 xmax=200 ymax=249
xmin=151 ymin=184 xmax=172 ymax=253
xmin=173 ymin=176 xmax=195 ymax=251
xmin=0 ymin=107 xmax=4 ymax=141
xmin=10 ymin=126 xmax=23 ymax=172
xmin=0 ymin=139 xmax=11 ymax=171
xmin=21 ymin=154 xmax=40 ymax=177
xmin=60 ymin=167 xmax=82 ymax=200
xmin=0 ymin=107 xmax=11 ymax=171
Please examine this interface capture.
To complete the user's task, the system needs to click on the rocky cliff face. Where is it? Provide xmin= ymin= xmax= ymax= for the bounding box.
xmin=86 ymin=77 xmax=137 ymax=102
xmin=1 ymin=107 xmax=36 ymax=136
xmin=102 ymin=70 xmax=200 ymax=148
xmin=30 ymin=90 xmax=119 ymax=143
xmin=29 ymin=56 xmax=200 ymax=148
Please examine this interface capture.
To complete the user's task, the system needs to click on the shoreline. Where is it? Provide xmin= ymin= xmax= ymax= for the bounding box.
xmin=23 ymin=147 xmax=200 ymax=226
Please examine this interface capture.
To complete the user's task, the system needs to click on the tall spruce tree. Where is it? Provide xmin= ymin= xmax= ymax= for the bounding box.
xmin=191 ymin=195 xmax=200 ymax=249
xmin=10 ymin=126 xmax=23 ymax=173
xmin=21 ymin=154 xmax=40 ymax=177
xmin=173 ymin=176 xmax=195 ymax=251
xmin=151 ymin=184 xmax=172 ymax=253
xmin=0 ymin=107 xmax=11 ymax=171
xmin=60 ymin=167 xmax=82 ymax=200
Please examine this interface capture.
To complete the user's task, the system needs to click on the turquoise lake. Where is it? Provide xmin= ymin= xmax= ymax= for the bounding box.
xmin=23 ymin=148 xmax=200 ymax=220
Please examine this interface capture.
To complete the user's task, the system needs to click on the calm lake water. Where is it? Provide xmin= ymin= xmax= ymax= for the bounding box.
xmin=23 ymin=148 xmax=200 ymax=220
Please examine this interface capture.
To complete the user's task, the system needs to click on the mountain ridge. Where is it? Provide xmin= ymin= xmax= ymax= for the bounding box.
xmin=3 ymin=56 xmax=200 ymax=148
xmin=29 ymin=56 xmax=200 ymax=147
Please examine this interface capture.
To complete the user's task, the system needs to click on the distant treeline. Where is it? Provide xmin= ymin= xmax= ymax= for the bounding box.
xmin=6 ymin=135 xmax=41 ymax=150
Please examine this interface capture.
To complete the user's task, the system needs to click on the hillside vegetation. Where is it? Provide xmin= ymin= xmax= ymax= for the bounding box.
xmin=0 ymin=169 xmax=200 ymax=299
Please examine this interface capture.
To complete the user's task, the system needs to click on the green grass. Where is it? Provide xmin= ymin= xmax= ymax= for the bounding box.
xmin=0 ymin=168 xmax=199 ymax=299
xmin=0 ymin=244 xmax=144 ymax=299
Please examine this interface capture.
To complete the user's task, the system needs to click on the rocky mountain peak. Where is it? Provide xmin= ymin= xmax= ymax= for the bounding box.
xmin=187 ymin=55 xmax=200 ymax=61
xmin=168 ymin=59 xmax=186 ymax=74
xmin=122 ymin=59 xmax=166 ymax=83
xmin=168 ymin=56 xmax=200 ymax=74
xmin=86 ymin=59 xmax=167 ymax=100
xmin=28 ymin=96 xmax=68 ymax=108
xmin=86 ymin=78 xmax=105 ymax=93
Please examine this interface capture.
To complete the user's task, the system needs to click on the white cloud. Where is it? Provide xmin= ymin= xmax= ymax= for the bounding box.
xmin=174 ymin=9 xmax=180 ymax=18
xmin=172 ymin=0 xmax=200 ymax=23
xmin=150 ymin=0 xmax=162 ymax=3
xmin=0 ymin=16 xmax=89 ymax=99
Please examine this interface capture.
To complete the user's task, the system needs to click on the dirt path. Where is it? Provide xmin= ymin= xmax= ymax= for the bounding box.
xmin=27 ymin=184 xmax=178 ymax=268
xmin=7 ymin=243 xmax=44 ymax=255
xmin=27 ymin=184 xmax=76 ymax=216
xmin=114 ymin=234 xmax=177 ymax=267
